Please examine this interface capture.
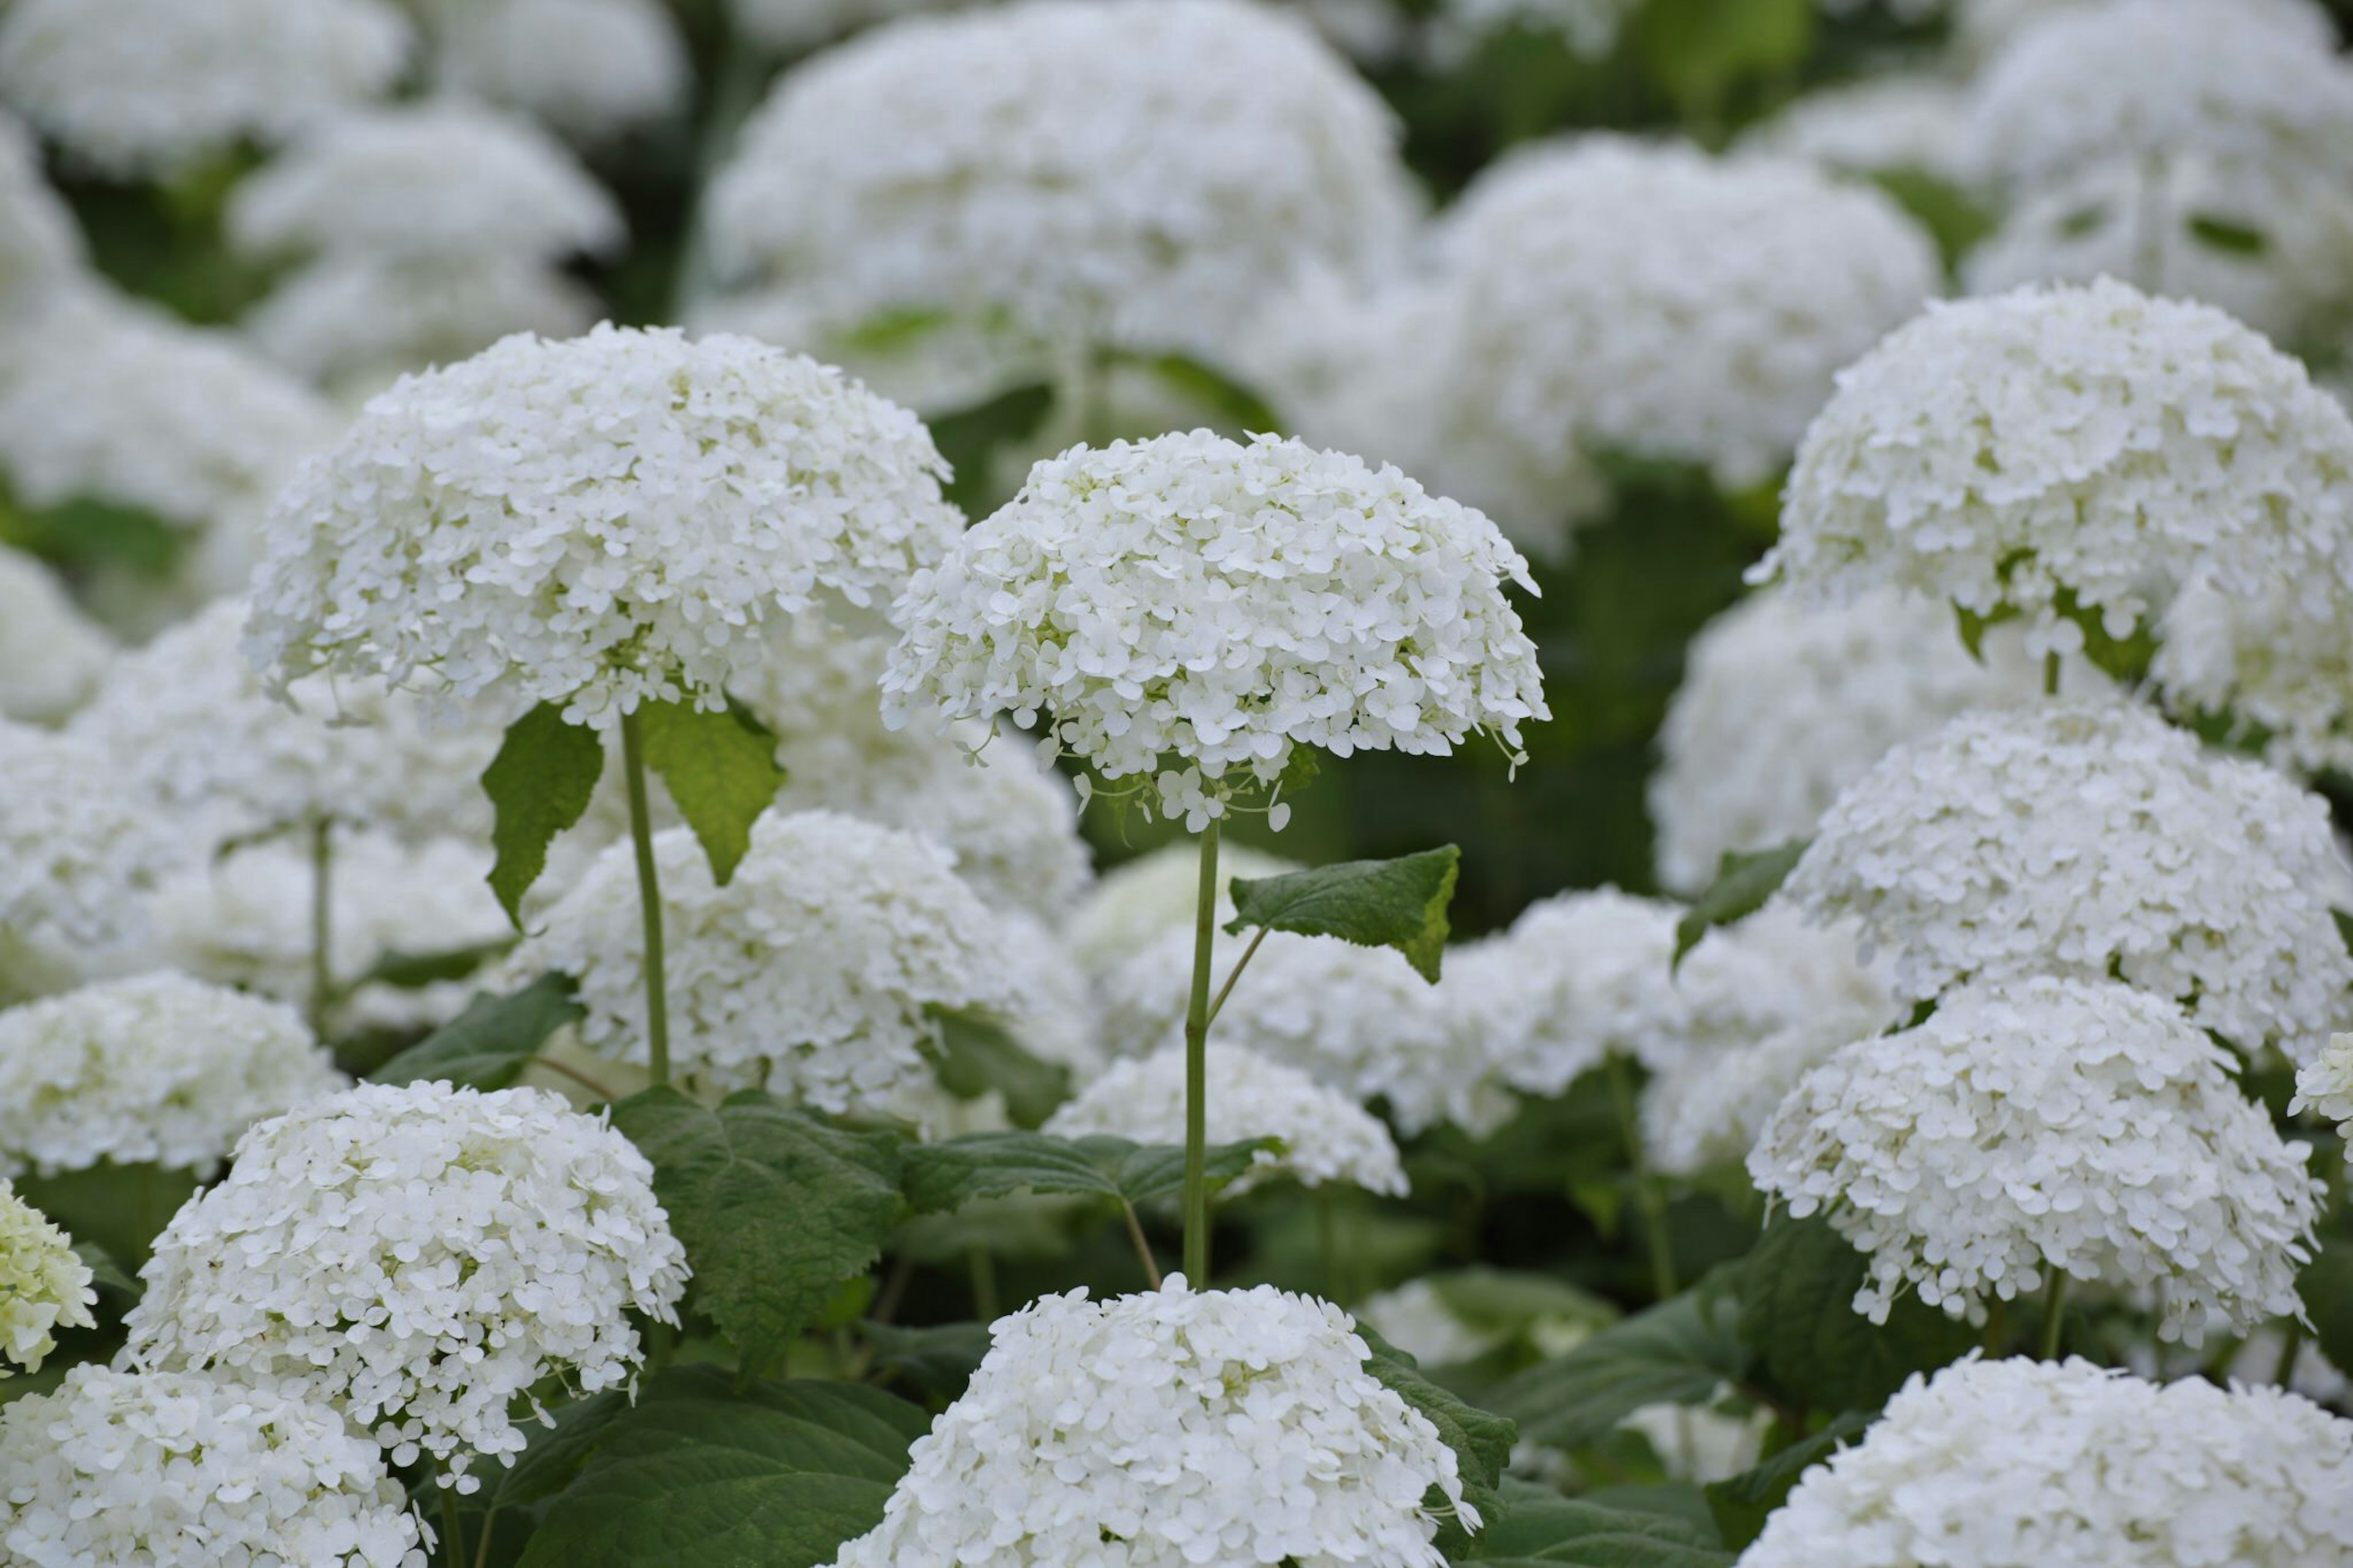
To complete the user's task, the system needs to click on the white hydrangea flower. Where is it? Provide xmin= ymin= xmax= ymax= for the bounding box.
xmin=1739 ymin=77 xmax=1971 ymax=183
xmin=1354 ymin=1279 xmax=1504 ymax=1369
xmin=0 ymin=1178 xmax=94 ymax=1374
xmin=1641 ymin=1005 xmax=1891 ymax=1180
xmin=0 ymin=111 xmax=79 ymax=314
xmin=0 ymin=721 xmax=178 ymax=1000
xmin=705 ymin=0 xmax=1418 ymax=371
xmin=1421 ymin=137 xmax=1939 ymax=529
xmin=2290 ymin=1034 xmax=2353 ymax=1151
xmin=1045 ymin=1043 xmax=1408 ymax=1195
xmin=1757 ymin=279 xmax=2353 ymax=657
xmin=0 ymin=545 xmax=111 ymax=724
xmin=0 ymin=287 xmax=341 ymax=532
xmin=1423 ymin=0 xmax=1637 ymax=61
xmin=1780 ymin=699 xmax=2353 ymax=1062
xmin=124 ymin=1080 xmax=689 ymax=1491
xmin=1740 ymin=1355 xmax=2353 ymax=1568
xmin=1454 ymin=892 xmax=1887 ymax=1097
xmin=1650 ymin=588 xmax=2057 ymax=896
xmin=1102 ymin=925 xmax=1512 ymax=1137
xmin=1061 ymin=839 xmax=1301 ymax=980
xmin=832 ymin=1276 xmax=1477 ymax=1567
xmin=512 ymin=811 xmax=1086 ymax=1113
xmin=2151 ymin=572 xmax=2353 ymax=780
xmin=0 ymin=1365 xmax=427 ymax=1566
xmin=421 ymin=0 xmax=688 ymax=141
xmin=248 ymin=325 xmax=961 ymax=721
xmin=884 ymin=430 xmax=1548 ymax=824
xmin=1749 ymin=975 xmax=2322 ymax=1342
xmin=0 ymin=972 xmax=343 ymax=1179
xmin=0 ymin=0 xmax=411 ymax=178
xmin=70 ymin=600 xmax=502 ymax=850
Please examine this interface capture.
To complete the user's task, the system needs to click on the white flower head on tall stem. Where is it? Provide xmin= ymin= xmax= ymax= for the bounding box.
xmin=0 ymin=1179 xmax=94 ymax=1375
xmin=1749 ymin=975 xmax=2321 ymax=1343
xmin=124 ymin=1080 xmax=689 ymax=1492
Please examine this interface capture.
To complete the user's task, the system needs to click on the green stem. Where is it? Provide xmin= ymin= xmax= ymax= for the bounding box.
xmin=1315 ymin=1187 xmax=1339 ymax=1302
xmin=2039 ymin=1269 xmax=2071 ymax=1361
xmin=308 ymin=815 xmax=334 ymax=1037
xmin=438 ymin=1473 xmax=466 ymax=1568
xmin=618 ymin=708 xmax=671 ymax=1088
xmin=2043 ymin=650 xmax=2061 ymax=698
xmin=1181 ymin=819 xmax=1222 ymax=1284
xmin=1203 ymin=926 xmax=1267 ymax=1029
xmin=1981 ymin=1294 xmax=2009 ymax=1357
xmin=1605 ymin=1053 xmax=1677 ymax=1301
xmin=472 ymin=1506 xmax=498 ymax=1568
xmin=968 ymin=1248 xmax=999 ymax=1322
xmin=1119 ymin=1200 xmax=1162 ymax=1290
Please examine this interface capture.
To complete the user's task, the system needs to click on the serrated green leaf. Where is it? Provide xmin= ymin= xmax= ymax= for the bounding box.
xmin=2186 ymin=214 xmax=2267 ymax=256
xmin=899 ymin=1131 xmax=1276 ymax=1213
xmin=359 ymin=937 xmax=516 ymax=990
xmin=372 ymin=973 xmax=586 ymax=1091
xmin=922 ymin=1007 xmax=1071 ymax=1128
xmin=1225 ymin=846 xmax=1460 ymax=982
xmin=863 ymin=1320 xmax=991 ymax=1401
xmin=1488 ymin=1290 xmax=1751 ymax=1453
xmin=1360 ymin=1327 xmax=1516 ymax=1556
xmin=1472 ymin=1478 xmax=1733 ymax=1566
xmin=635 ymin=696 xmax=784 ymax=886
xmin=495 ymin=1389 xmax=632 ymax=1509
xmin=516 ymin=1366 xmax=927 ymax=1568
xmin=1737 ymin=1215 xmax=1976 ymax=1414
xmin=484 ymin=702 xmax=605 ymax=925
xmin=1703 ymin=1411 xmax=1871 ymax=1551
xmin=610 ymin=1088 xmax=904 ymax=1376
xmin=1673 ymin=843 xmax=1807 ymax=969
xmin=70 ymin=1238 xmax=140 ymax=1299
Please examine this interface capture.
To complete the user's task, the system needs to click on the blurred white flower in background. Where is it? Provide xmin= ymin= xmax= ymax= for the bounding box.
xmin=124 ymin=1080 xmax=690 ymax=1492
xmin=1641 ymin=1004 xmax=1892 ymax=1180
xmin=1740 ymin=77 xmax=1971 ymax=183
xmin=1740 ymin=1356 xmax=2353 ymax=1567
xmin=0 ymin=722 xmax=178 ymax=999
xmin=2152 ymin=570 xmax=2353 ymax=781
xmin=0 ymin=112 xmax=82 ymax=316
xmin=0 ymin=1365 xmax=427 ymax=1566
xmin=0 ymin=1179 xmax=94 ymax=1375
xmin=413 ymin=0 xmax=688 ymax=141
xmin=0 ymin=0 xmax=411 ymax=179
xmin=1059 ymin=839 xmax=1301 ymax=981
xmin=0 ymin=545 xmax=112 ymax=724
xmin=2292 ymin=1034 xmax=2353 ymax=1154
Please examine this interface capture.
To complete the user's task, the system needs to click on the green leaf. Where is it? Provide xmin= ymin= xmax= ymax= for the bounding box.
xmin=1428 ymin=1267 xmax=1619 ymax=1342
xmin=1632 ymin=0 xmax=1812 ymax=119
xmin=495 ymin=1389 xmax=632 ymax=1509
xmin=517 ymin=1366 xmax=928 ymax=1568
xmin=1117 ymin=349 xmax=1286 ymax=434
xmin=1225 ymin=846 xmax=1461 ymax=983
xmin=1360 ymin=1327 xmax=1516 ymax=1556
xmin=1472 ymin=1478 xmax=1733 ymax=1566
xmin=610 ymin=1088 xmax=904 ymax=1376
xmin=372 ymin=973 xmax=586 ymax=1091
xmin=862 ymin=1320 xmax=992 ymax=1401
xmin=2333 ymin=909 xmax=2353 ymax=960
xmin=359 ymin=937 xmax=516 ymax=990
xmin=1736 ymin=1215 xmax=1976 ymax=1414
xmin=635 ymin=696 xmax=786 ymax=887
xmin=70 ymin=1238 xmax=140 ymax=1300
xmin=1867 ymin=169 xmax=1998 ymax=273
xmin=2186 ymin=214 xmax=2267 ymax=256
xmin=1488 ymin=1290 xmax=1751 ymax=1453
xmin=1703 ymin=1411 xmax=1871 ymax=1551
xmin=921 ymin=1007 xmax=1072 ymax=1129
xmin=1673 ymin=843 xmax=1808 ymax=969
xmin=2302 ymin=1230 xmax=2353 ymax=1374
xmin=0 ymin=486 xmax=189 ymax=581
xmin=899 ymin=1131 xmax=1278 ymax=1213
xmin=484 ymin=702 xmax=605 ymax=925
xmin=15 ymin=1161 xmax=201 ymax=1270
xmin=929 ymin=382 xmax=1055 ymax=517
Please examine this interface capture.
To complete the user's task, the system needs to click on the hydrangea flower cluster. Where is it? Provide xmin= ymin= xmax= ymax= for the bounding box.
xmin=0 ymin=544 xmax=112 ymax=724
xmin=1741 ymin=77 xmax=1970 ymax=183
xmin=1353 ymin=1279 xmax=1507 ymax=1369
xmin=248 ymin=325 xmax=961 ymax=721
xmin=830 ymin=1278 xmax=1476 ymax=1566
xmin=414 ymin=0 xmax=687 ymax=142
xmin=883 ymin=431 xmax=1548 ymax=825
xmin=0 ymin=1178 xmax=94 ymax=1374
xmin=0 ymin=972 xmax=343 ymax=1178
xmin=0 ymin=0 xmax=411 ymax=178
xmin=1425 ymin=137 xmax=1939 ymax=505
xmin=1749 ymin=976 xmax=2321 ymax=1342
xmin=1779 ymin=700 xmax=2353 ymax=1062
xmin=1045 ymin=1043 xmax=1409 ymax=1196
xmin=1061 ymin=839 xmax=1300 ymax=979
xmin=2152 ymin=572 xmax=2353 ymax=779
xmin=512 ymin=811 xmax=1088 ymax=1113
xmin=0 ymin=721 xmax=176 ymax=999
xmin=1640 ymin=1006 xmax=1890 ymax=1180
xmin=124 ymin=1080 xmax=689 ymax=1490
xmin=1740 ymin=1355 xmax=2353 ymax=1567
xmin=1758 ymin=279 xmax=2353 ymax=659
xmin=0 ymin=1365 xmax=428 ymax=1566
xmin=706 ymin=0 xmax=1417 ymax=373
xmin=2291 ymin=1034 xmax=2353 ymax=1152
xmin=1650 ymin=588 xmax=2053 ymax=896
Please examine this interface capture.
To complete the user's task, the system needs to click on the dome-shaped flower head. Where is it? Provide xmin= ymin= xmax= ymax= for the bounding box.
xmin=1779 ymin=699 xmax=2353 ymax=1062
xmin=1739 ymin=1355 xmax=2353 ymax=1567
xmin=705 ymin=0 xmax=1417 ymax=377
xmin=1061 ymin=839 xmax=1301 ymax=979
xmin=882 ymin=430 xmax=1548 ymax=825
xmin=1757 ymin=279 xmax=2353 ymax=664
xmin=831 ymin=1276 xmax=1478 ymax=1566
xmin=2291 ymin=1034 xmax=2353 ymax=1154
xmin=1045 ymin=1042 xmax=1408 ymax=1196
xmin=0 ymin=972 xmax=344 ymax=1179
xmin=417 ymin=0 xmax=688 ymax=143
xmin=246 ymin=325 xmax=962 ymax=721
xmin=1421 ymin=137 xmax=1939 ymax=537
xmin=124 ymin=1080 xmax=689 ymax=1490
xmin=1640 ymin=1004 xmax=1893 ymax=1180
xmin=510 ymin=810 xmax=1093 ymax=1114
xmin=0 ymin=1179 xmax=94 ymax=1374
xmin=0 ymin=545 xmax=111 ymax=724
xmin=0 ymin=722 xmax=178 ymax=999
xmin=1650 ymin=588 xmax=2056 ymax=896
xmin=0 ymin=1365 xmax=427 ymax=1566
xmin=1749 ymin=975 xmax=2321 ymax=1342
xmin=0 ymin=0 xmax=410 ymax=180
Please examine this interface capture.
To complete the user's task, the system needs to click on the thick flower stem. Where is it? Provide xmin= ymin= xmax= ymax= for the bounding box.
xmin=438 ymin=1472 xmax=466 ymax=1568
xmin=618 ymin=708 xmax=671 ymax=1088
xmin=1181 ymin=819 xmax=1222 ymax=1284
xmin=2039 ymin=1268 xmax=2071 ymax=1360
xmin=1606 ymin=1052 xmax=1678 ymax=1301
xmin=2043 ymin=650 xmax=2061 ymax=697
xmin=308 ymin=814 xmax=334 ymax=1038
